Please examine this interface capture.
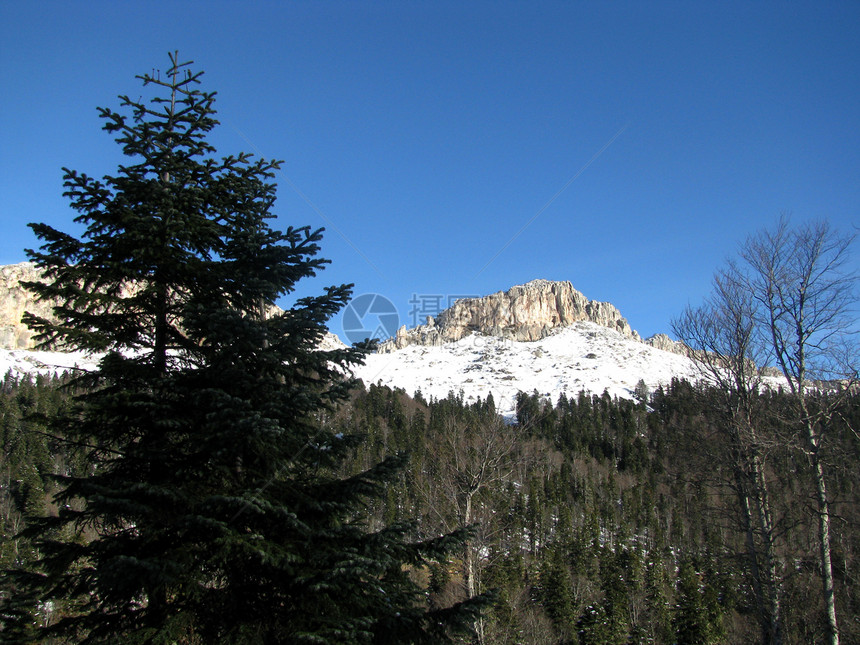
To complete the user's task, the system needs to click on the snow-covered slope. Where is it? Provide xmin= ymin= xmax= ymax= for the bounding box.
xmin=0 ymin=322 xmax=704 ymax=419
xmin=0 ymin=348 xmax=99 ymax=378
xmin=356 ymin=321 xmax=702 ymax=417
xmin=0 ymin=266 xmax=704 ymax=413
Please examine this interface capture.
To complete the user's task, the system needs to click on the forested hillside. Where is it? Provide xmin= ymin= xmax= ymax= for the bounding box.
xmin=334 ymin=382 xmax=860 ymax=644
xmin=5 ymin=372 xmax=856 ymax=643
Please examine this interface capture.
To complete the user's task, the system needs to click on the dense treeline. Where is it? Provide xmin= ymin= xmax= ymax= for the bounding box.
xmin=332 ymin=380 xmax=859 ymax=644
xmin=0 ymin=371 xmax=80 ymax=633
xmin=0 ymin=372 xmax=74 ymax=570
xmin=2 ymin=374 xmax=858 ymax=643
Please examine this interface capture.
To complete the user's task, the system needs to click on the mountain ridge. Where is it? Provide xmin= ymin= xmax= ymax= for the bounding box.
xmin=378 ymin=278 xmax=689 ymax=358
xmin=0 ymin=263 xmax=701 ymax=416
xmin=379 ymin=279 xmax=640 ymax=351
xmin=0 ymin=262 xmax=342 ymax=351
xmin=2 ymin=263 xmax=681 ymax=354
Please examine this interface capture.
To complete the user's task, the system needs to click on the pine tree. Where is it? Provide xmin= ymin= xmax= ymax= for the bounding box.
xmin=538 ymin=545 xmax=576 ymax=636
xmin=8 ymin=52 xmax=487 ymax=644
xmin=673 ymin=556 xmax=724 ymax=645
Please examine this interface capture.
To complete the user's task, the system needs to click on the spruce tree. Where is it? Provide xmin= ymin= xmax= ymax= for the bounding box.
xmin=673 ymin=557 xmax=724 ymax=645
xmin=8 ymin=52 xmax=486 ymax=644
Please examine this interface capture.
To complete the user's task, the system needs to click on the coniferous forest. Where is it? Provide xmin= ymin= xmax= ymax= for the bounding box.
xmin=0 ymin=53 xmax=858 ymax=644
xmin=2 ymin=375 xmax=859 ymax=643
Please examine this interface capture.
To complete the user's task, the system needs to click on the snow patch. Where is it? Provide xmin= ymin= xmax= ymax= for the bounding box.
xmin=356 ymin=322 xmax=702 ymax=417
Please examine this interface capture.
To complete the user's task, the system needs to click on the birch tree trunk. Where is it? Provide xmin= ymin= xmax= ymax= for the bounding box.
xmin=742 ymin=217 xmax=857 ymax=645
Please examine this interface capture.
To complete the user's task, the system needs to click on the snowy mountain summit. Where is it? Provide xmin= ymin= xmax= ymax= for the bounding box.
xmin=357 ymin=281 xmax=700 ymax=417
xmin=0 ymin=264 xmax=702 ymax=417
xmin=378 ymin=279 xmax=641 ymax=352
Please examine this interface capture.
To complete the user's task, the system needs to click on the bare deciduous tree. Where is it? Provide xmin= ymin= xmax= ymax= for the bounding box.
xmin=742 ymin=217 xmax=857 ymax=645
xmin=678 ymin=216 xmax=857 ymax=645
xmin=674 ymin=263 xmax=784 ymax=645
xmin=420 ymin=407 xmax=517 ymax=644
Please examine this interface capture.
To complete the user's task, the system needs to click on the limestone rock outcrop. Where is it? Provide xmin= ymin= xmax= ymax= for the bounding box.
xmin=378 ymin=280 xmax=641 ymax=353
xmin=0 ymin=263 xmax=52 ymax=350
xmin=1 ymin=265 xmax=681 ymax=358
xmin=645 ymin=333 xmax=689 ymax=357
xmin=0 ymin=262 xmax=344 ymax=352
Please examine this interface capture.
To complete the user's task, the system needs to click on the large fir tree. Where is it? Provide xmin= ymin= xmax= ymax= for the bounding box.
xmin=9 ymin=52 xmax=486 ymax=644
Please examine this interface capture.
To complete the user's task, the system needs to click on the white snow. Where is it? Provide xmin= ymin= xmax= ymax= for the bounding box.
xmin=356 ymin=321 xmax=703 ymax=417
xmin=0 ymin=321 xmax=709 ymax=418
xmin=0 ymin=348 xmax=99 ymax=379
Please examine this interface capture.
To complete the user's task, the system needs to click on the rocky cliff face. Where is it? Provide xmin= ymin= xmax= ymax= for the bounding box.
xmin=0 ymin=263 xmax=52 ymax=350
xmin=0 ymin=262 xmax=148 ymax=350
xmin=2 ymin=265 xmax=680 ymax=356
xmin=0 ymin=262 xmax=345 ymax=352
xmin=378 ymin=280 xmax=642 ymax=352
xmin=643 ymin=332 xmax=691 ymax=357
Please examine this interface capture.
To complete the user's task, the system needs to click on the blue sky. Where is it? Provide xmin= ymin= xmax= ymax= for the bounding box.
xmin=2 ymin=1 xmax=858 ymax=342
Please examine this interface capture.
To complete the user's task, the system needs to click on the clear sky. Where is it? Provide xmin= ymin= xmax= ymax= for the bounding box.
xmin=2 ymin=1 xmax=858 ymax=342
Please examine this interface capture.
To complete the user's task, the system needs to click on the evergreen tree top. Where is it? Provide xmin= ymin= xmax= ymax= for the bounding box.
xmin=22 ymin=51 xmax=337 ymax=365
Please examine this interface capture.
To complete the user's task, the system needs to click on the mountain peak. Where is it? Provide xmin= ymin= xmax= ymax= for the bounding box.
xmin=379 ymin=279 xmax=640 ymax=353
